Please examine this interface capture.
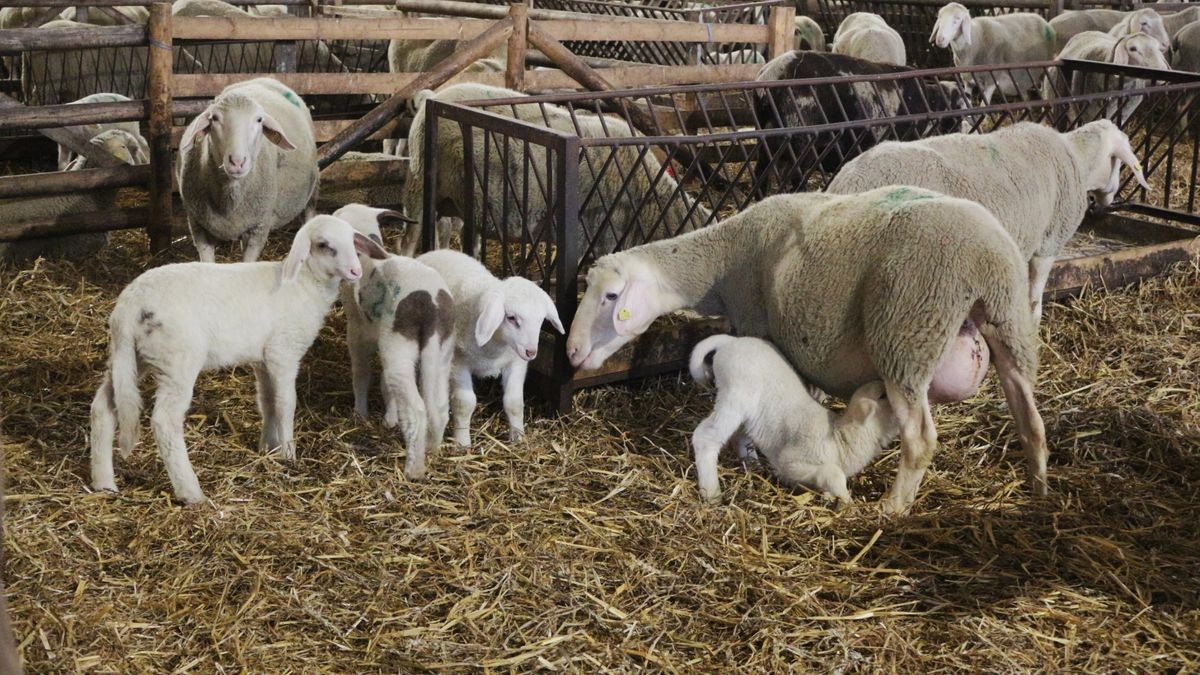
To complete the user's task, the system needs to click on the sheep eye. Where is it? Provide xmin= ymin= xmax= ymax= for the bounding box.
xmin=603 ymin=292 xmax=619 ymax=302
xmin=507 ymin=315 xmax=520 ymax=327
xmin=256 ymin=116 xmax=263 ymax=124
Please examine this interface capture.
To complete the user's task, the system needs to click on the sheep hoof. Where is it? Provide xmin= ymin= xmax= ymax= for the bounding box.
xmin=404 ymin=462 xmax=427 ymax=481
xmin=699 ymin=490 xmax=722 ymax=506
xmin=453 ymin=431 xmax=471 ymax=448
xmin=880 ymin=494 xmax=911 ymax=517
xmin=508 ymin=428 xmax=525 ymax=443
xmin=176 ymin=491 xmax=209 ymax=506
xmin=91 ymin=480 xmax=118 ymax=494
xmin=353 ymin=405 xmax=370 ymax=420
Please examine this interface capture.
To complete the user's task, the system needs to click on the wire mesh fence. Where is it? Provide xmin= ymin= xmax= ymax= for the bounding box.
xmin=422 ymin=59 xmax=1200 ymax=404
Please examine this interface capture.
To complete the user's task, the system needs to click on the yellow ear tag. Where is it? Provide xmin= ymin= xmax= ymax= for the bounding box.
xmin=617 ymin=308 xmax=631 ymax=321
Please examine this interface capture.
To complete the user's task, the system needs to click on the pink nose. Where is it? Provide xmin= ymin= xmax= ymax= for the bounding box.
xmin=525 ymin=348 xmax=537 ymax=360
xmin=226 ymin=155 xmax=249 ymax=172
xmin=348 ymin=267 xmax=362 ymax=280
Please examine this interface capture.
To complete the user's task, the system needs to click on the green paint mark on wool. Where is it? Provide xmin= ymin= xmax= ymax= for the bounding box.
xmin=988 ymin=142 xmax=999 ymax=164
xmin=876 ymin=187 xmax=935 ymax=208
xmin=1043 ymin=24 xmax=1055 ymax=42
xmin=362 ymin=279 xmax=402 ymax=323
xmin=283 ymin=90 xmax=303 ymax=109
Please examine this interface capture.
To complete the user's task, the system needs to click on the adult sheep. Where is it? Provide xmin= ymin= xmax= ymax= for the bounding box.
xmin=930 ymin=3 xmax=1058 ymax=103
xmin=753 ymin=51 xmax=967 ymax=191
xmin=566 ymin=186 xmax=1048 ymax=514
xmin=178 ymin=78 xmax=318 ymax=262
xmin=827 ymin=120 xmax=1149 ymax=324
xmin=401 ymin=83 xmax=711 ymax=256
xmin=1042 ymin=31 xmax=1171 ymax=123
xmin=1107 ymin=8 xmax=1172 ymax=53
xmin=832 ymin=12 xmax=906 ymax=66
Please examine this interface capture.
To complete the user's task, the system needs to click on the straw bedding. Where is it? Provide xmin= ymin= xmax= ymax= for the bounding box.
xmin=1 ymin=230 xmax=1198 ymax=672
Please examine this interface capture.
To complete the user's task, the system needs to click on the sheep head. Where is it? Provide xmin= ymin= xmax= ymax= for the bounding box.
xmin=180 ymin=91 xmax=296 ymax=179
xmin=931 ymin=3 xmax=971 ymax=49
xmin=282 ymin=215 xmax=386 ymax=285
xmin=474 ymin=278 xmax=564 ymax=362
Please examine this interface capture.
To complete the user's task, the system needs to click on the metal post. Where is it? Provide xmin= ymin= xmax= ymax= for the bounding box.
xmin=421 ymin=100 xmax=440 ymax=252
xmin=551 ymin=135 xmax=580 ymax=414
xmin=147 ymin=2 xmax=174 ymax=253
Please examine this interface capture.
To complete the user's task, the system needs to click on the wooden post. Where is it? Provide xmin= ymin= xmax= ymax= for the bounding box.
xmin=506 ymin=3 xmax=528 ymax=92
xmin=316 ymin=16 xmax=513 ymax=169
xmin=766 ymin=5 xmax=794 ymax=61
xmin=147 ymin=2 xmax=174 ymax=253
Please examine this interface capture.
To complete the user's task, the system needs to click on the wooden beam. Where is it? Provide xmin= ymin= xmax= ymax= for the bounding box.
xmin=505 ymin=3 xmax=528 ymax=92
xmin=146 ymin=2 xmax=173 ymax=253
xmin=0 ymin=23 xmax=145 ymax=55
xmin=535 ymin=19 xmax=768 ymax=43
xmin=0 ymin=94 xmax=126 ymax=167
xmin=94 ymin=5 xmax=135 ymax=24
xmin=766 ymin=5 xmax=795 ymax=61
xmin=0 ymin=163 xmax=148 ymax=199
xmin=0 ymin=100 xmax=144 ymax=131
xmin=0 ymin=206 xmax=151 ymax=243
xmin=320 ymin=156 xmax=408 ymax=189
xmin=315 ymin=16 xmax=514 ymax=169
xmin=172 ymin=15 xmax=495 ymax=42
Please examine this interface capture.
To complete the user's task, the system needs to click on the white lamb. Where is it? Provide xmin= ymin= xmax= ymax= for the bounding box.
xmin=417 ymin=249 xmax=565 ymax=447
xmin=89 ymin=215 xmax=389 ymax=504
xmin=833 ymin=12 xmax=906 ymax=66
xmin=332 ymin=204 xmax=454 ymax=480
xmin=689 ymin=335 xmax=899 ymax=504
xmin=827 ymin=120 xmax=1150 ymax=324
xmin=178 ymin=78 xmax=319 ymax=263
xmin=930 ymin=3 xmax=1058 ymax=103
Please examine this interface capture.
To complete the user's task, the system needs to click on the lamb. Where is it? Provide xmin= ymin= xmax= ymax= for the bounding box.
xmin=178 ymin=77 xmax=319 ymax=263
xmin=688 ymin=335 xmax=899 ymax=504
xmin=566 ymin=186 xmax=1049 ymax=515
xmin=401 ymin=82 xmax=710 ymax=256
xmin=832 ymin=12 xmax=906 ymax=66
xmin=56 ymin=93 xmax=148 ymax=170
xmin=1042 ymin=31 xmax=1171 ymax=123
xmin=930 ymin=3 xmax=1058 ymax=103
xmin=417 ymin=249 xmax=564 ymax=447
xmin=331 ymin=204 xmax=455 ymax=480
xmin=754 ymin=51 xmax=967 ymax=190
xmin=1107 ymin=8 xmax=1172 ymax=52
xmin=827 ymin=120 xmax=1149 ymax=324
xmin=794 ymin=15 xmax=827 ymax=51
xmin=89 ymin=215 xmax=389 ymax=504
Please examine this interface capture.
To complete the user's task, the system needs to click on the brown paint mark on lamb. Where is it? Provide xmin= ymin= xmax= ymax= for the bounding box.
xmin=394 ymin=289 xmax=454 ymax=348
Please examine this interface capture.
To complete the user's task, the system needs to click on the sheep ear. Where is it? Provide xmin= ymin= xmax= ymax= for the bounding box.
xmin=1113 ymin=38 xmax=1131 ymax=66
xmin=377 ymin=209 xmax=416 ymax=228
xmin=353 ymin=232 xmax=389 ymax=260
xmin=1112 ymin=133 xmax=1150 ymax=189
xmin=281 ymin=226 xmax=312 ymax=283
xmin=542 ymin=291 xmax=565 ymax=335
xmin=613 ymin=277 xmax=656 ymax=337
xmin=179 ymin=112 xmax=211 ymax=155
xmin=133 ymin=134 xmax=150 ymax=165
xmin=475 ymin=290 xmax=506 ymax=347
xmin=960 ymin=15 xmax=972 ymax=45
xmin=261 ymin=112 xmax=296 ymax=151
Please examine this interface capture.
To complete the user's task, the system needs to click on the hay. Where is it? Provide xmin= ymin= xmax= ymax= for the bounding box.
xmin=2 ymin=231 xmax=1199 ymax=671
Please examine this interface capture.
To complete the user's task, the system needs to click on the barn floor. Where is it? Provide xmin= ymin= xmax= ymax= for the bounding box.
xmin=1 ymin=231 xmax=1198 ymax=672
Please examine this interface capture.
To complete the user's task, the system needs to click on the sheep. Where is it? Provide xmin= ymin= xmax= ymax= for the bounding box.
xmin=1042 ymin=31 xmax=1171 ymax=123
xmin=708 ymin=48 xmax=767 ymax=65
xmin=832 ymin=12 xmax=906 ymax=66
xmin=58 ymin=5 xmax=149 ymax=25
xmin=688 ymin=335 xmax=899 ymax=504
xmin=417 ymin=249 xmax=565 ymax=447
xmin=1049 ymin=9 xmax=1127 ymax=48
xmin=1107 ymin=8 xmax=1172 ymax=53
xmin=565 ymin=185 xmax=1050 ymax=515
xmin=20 ymin=20 xmax=147 ymax=105
xmin=88 ymin=215 xmax=390 ymax=504
xmin=1162 ymin=7 xmax=1200 ymax=37
xmin=331 ymin=204 xmax=455 ymax=480
xmin=178 ymin=77 xmax=319 ymax=263
xmin=56 ymin=93 xmax=148 ymax=171
xmin=1173 ymin=21 xmax=1200 ymax=73
xmin=318 ymin=151 xmax=407 ymax=210
xmin=794 ymin=15 xmax=827 ymax=51
xmin=171 ymin=0 xmax=342 ymax=74
xmin=401 ymin=82 xmax=711 ymax=256
xmin=827 ymin=120 xmax=1150 ymax=324
xmin=930 ymin=3 xmax=1058 ymax=103
xmin=388 ymin=37 xmax=505 ymax=77
xmin=753 ymin=51 xmax=967 ymax=191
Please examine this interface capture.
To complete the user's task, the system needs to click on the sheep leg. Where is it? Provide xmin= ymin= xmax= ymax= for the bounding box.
xmin=242 ymin=227 xmax=271 ymax=264
xmin=1028 ymin=256 xmax=1054 ymax=325
xmin=266 ymin=361 xmax=300 ymax=462
xmin=191 ymin=225 xmax=217 ymax=263
xmin=450 ymin=364 xmax=476 ymax=448
xmin=781 ymin=461 xmax=851 ymax=506
xmin=982 ymin=330 xmax=1049 ymax=497
xmin=252 ymin=363 xmax=280 ymax=454
xmin=881 ymin=382 xmax=937 ymax=516
xmin=348 ymin=324 xmax=377 ymax=419
xmin=419 ymin=340 xmax=451 ymax=456
xmin=151 ymin=375 xmax=206 ymax=505
xmin=501 ymin=359 xmax=528 ymax=443
xmin=382 ymin=352 xmax=428 ymax=479
xmin=692 ymin=407 xmax=741 ymax=504
xmin=89 ymin=371 xmax=119 ymax=493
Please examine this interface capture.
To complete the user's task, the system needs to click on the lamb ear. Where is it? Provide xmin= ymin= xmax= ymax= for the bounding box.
xmin=353 ymin=232 xmax=389 ymax=260
xmin=261 ymin=112 xmax=296 ymax=151
xmin=179 ymin=111 xmax=212 ymax=155
xmin=960 ymin=15 xmax=972 ymax=46
xmin=542 ymin=292 xmax=565 ymax=335
xmin=612 ymin=277 xmax=657 ymax=338
xmin=281 ymin=227 xmax=312 ymax=283
xmin=1112 ymin=134 xmax=1150 ymax=189
xmin=475 ymin=290 xmax=506 ymax=347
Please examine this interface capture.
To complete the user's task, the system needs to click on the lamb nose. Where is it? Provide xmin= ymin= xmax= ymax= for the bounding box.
xmin=525 ymin=348 xmax=537 ymax=359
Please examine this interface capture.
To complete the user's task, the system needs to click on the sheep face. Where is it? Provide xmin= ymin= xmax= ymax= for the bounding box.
xmin=1122 ymin=9 xmax=1170 ymax=53
xmin=90 ymin=129 xmax=147 ymax=166
xmin=181 ymin=92 xmax=296 ymax=179
xmin=931 ymin=3 xmax=970 ymax=49
xmin=282 ymin=215 xmax=387 ymax=284
xmin=476 ymin=279 xmax=564 ymax=361
xmin=567 ymin=256 xmax=659 ymax=371
xmin=1113 ymin=32 xmax=1171 ymax=70
xmin=1073 ymin=121 xmax=1149 ymax=208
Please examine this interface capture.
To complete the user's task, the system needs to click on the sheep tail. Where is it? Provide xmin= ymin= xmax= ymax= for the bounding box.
xmin=979 ymin=279 xmax=1040 ymax=382
xmin=689 ymin=334 xmax=736 ymax=387
xmin=110 ymin=318 xmax=142 ymax=459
